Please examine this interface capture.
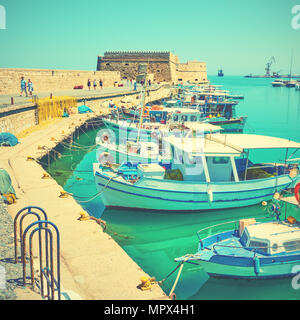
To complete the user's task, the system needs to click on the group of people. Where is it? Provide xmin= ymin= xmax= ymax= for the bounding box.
xmin=20 ymin=77 xmax=34 ymax=97
xmin=87 ymin=79 xmax=103 ymax=91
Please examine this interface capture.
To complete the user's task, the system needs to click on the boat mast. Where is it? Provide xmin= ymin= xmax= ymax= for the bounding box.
xmin=289 ymin=49 xmax=294 ymax=80
xmin=137 ymin=63 xmax=148 ymax=144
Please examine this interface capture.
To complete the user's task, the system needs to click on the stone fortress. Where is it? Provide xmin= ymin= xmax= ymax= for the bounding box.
xmin=97 ymin=51 xmax=208 ymax=84
xmin=0 ymin=51 xmax=208 ymax=95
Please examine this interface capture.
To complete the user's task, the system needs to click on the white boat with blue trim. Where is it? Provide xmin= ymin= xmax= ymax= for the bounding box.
xmin=175 ymin=207 xmax=300 ymax=279
xmin=93 ymin=133 xmax=300 ymax=211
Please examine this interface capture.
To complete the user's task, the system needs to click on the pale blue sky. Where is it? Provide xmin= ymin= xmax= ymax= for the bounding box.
xmin=0 ymin=0 xmax=299 ymax=75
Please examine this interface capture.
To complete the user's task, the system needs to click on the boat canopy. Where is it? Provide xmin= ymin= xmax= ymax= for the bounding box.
xmin=182 ymin=122 xmax=223 ymax=133
xmin=245 ymin=222 xmax=300 ymax=244
xmin=206 ymin=134 xmax=300 ymax=152
xmin=165 ymin=136 xmax=241 ymax=156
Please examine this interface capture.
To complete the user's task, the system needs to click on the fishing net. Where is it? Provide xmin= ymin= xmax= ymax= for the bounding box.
xmin=37 ymin=96 xmax=77 ymax=123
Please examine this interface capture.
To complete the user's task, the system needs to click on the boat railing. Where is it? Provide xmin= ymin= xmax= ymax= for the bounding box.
xmin=196 ymin=216 xmax=271 ymax=244
xmin=211 ymin=240 xmax=300 ymax=258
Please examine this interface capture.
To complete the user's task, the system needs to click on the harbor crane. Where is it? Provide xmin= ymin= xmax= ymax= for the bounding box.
xmin=265 ymin=56 xmax=275 ymax=76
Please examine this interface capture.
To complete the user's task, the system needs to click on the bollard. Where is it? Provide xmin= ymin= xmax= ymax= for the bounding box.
xmin=11 ymin=97 xmax=14 ymax=105
xmin=50 ymin=93 xmax=53 ymax=99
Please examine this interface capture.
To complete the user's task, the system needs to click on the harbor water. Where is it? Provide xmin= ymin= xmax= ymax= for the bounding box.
xmin=47 ymin=76 xmax=300 ymax=300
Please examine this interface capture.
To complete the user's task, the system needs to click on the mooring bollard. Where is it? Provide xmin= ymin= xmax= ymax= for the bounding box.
xmin=11 ymin=97 xmax=14 ymax=105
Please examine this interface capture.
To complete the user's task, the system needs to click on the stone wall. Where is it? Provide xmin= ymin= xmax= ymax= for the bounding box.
xmin=0 ymin=85 xmax=173 ymax=136
xmin=98 ymin=52 xmax=174 ymax=83
xmin=97 ymin=51 xmax=207 ymax=84
xmin=176 ymin=61 xmax=208 ymax=83
xmin=0 ymin=68 xmax=121 ymax=95
xmin=0 ymin=105 xmax=37 ymax=135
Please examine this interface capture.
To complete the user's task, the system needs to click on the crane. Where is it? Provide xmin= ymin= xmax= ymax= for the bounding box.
xmin=265 ymin=56 xmax=276 ymax=76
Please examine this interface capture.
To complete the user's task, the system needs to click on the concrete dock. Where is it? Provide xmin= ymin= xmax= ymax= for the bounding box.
xmin=0 ymin=90 xmax=172 ymax=300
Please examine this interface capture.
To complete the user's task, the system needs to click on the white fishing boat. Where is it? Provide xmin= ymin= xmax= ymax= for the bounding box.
xmin=93 ymin=133 xmax=300 ymax=211
xmin=175 ymin=199 xmax=300 ymax=279
xmin=272 ymin=79 xmax=286 ymax=87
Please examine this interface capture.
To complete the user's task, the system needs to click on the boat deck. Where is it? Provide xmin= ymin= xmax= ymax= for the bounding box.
xmin=201 ymin=236 xmax=262 ymax=260
xmin=280 ymin=196 xmax=299 ymax=206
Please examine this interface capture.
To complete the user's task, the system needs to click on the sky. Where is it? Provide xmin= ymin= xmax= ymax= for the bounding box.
xmin=0 ymin=0 xmax=300 ymax=75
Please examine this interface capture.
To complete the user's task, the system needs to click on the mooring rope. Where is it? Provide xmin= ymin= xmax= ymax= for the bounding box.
xmin=70 ymin=172 xmax=119 ymax=203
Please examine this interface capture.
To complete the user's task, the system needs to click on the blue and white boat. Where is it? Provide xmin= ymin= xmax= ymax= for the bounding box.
xmin=93 ymin=133 xmax=300 ymax=211
xmin=175 ymin=208 xmax=300 ymax=279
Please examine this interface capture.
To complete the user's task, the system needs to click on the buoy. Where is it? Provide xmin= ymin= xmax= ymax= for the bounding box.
xmin=273 ymin=192 xmax=280 ymax=200
xmin=42 ymin=173 xmax=50 ymax=179
xmin=254 ymin=256 xmax=260 ymax=276
xmin=295 ymin=183 xmax=300 ymax=204
xmin=261 ymin=201 xmax=267 ymax=206
xmin=288 ymin=216 xmax=297 ymax=225
xmin=207 ymin=187 xmax=213 ymax=202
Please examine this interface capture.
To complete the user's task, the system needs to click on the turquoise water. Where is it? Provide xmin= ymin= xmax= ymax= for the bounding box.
xmin=48 ymin=76 xmax=300 ymax=300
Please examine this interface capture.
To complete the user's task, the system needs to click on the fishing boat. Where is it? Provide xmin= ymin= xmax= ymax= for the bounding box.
xmin=285 ymin=80 xmax=297 ymax=88
xmin=93 ymin=133 xmax=300 ymax=211
xmin=218 ymin=69 xmax=224 ymax=77
xmin=272 ymin=79 xmax=286 ymax=87
xmin=295 ymin=82 xmax=300 ymax=91
xmin=96 ymin=122 xmax=223 ymax=167
xmin=174 ymin=200 xmax=300 ymax=279
xmin=108 ymin=92 xmax=247 ymax=135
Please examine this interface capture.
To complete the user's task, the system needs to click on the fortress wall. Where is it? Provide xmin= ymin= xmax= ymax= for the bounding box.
xmin=0 ymin=68 xmax=121 ymax=95
xmin=97 ymin=51 xmax=208 ymax=84
xmin=176 ymin=61 xmax=208 ymax=83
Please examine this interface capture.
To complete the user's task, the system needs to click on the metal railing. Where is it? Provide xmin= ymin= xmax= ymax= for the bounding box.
xmin=13 ymin=206 xmax=61 ymax=300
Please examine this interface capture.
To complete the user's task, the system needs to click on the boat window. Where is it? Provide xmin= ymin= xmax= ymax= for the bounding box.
xmin=248 ymin=240 xmax=268 ymax=254
xmin=173 ymin=115 xmax=179 ymax=122
xmin=191 ymin=115 xmax=197 ymax=122
xmin=240 ymin=231 xmax=249 ymax=246
xmin=182 ymin=115 xmax=188 ymax=122
xmin=213 ymin=157 xmax=229 ymax=164
xmin=283 ymin=240 xmax=300 ymax=252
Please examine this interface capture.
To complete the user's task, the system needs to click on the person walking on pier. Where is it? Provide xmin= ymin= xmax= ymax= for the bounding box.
xmin=20 ymin=77 xmax=28 ymax=97
xmin=27 ymin=79 xmax=34 ymax=96
xmin=87 ymin=79 xmax=91 ymax=91
xmin=99 ymin=79 xmax=103 ymax=89
xmin=93 ymin=79 xmax=97 ymax=90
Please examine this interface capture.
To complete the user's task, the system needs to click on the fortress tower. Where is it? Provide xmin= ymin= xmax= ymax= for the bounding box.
xmin=97 ymin=51 xmax=207 ymax=84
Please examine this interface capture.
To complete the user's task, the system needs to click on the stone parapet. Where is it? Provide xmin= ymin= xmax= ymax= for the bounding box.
xmin=0 ymin=68 xmax=121 ymax=95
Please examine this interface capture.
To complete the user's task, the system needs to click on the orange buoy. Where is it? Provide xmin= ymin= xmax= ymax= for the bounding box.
xmin=295 ymin=183 xmax=300 ymax=204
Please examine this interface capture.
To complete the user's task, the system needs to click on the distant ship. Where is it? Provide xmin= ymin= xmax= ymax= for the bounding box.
xmin=218 ymin=69 xmax=224 ymax=77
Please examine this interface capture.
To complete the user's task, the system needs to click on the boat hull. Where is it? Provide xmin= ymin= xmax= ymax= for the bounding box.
xmin=103 ymin=117 xmax=246 ymax=137
xmin=94 ymin=167 xmax=294 ymax=211
xmin=192 ymin=257 xmax=300 ymax=279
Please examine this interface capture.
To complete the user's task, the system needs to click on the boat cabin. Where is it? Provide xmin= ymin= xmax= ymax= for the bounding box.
xmin=164 ymin=133 xmax=300 ymax=183
xmin=240 ymin=221 xmax=300 ymax=256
